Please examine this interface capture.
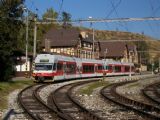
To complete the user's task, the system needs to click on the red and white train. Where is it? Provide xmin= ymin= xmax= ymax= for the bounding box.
xmin=32 ymin=54 xmax=135 ymax=82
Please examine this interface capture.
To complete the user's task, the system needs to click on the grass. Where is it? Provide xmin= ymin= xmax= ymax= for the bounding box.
xmin=126 ymin=82 xmax=139 ymax=88
xmin=80 ymin=80 xmax=109 ymax=95
xmin=0 ymin=79 xmax=33 ymax=110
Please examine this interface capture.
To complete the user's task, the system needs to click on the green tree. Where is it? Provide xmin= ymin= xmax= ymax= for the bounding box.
xmin=42 ymin=8 xmax=58 ymax=20
xmin=0 ymin=0 xmax=25 ymax=81
xmin=61 ymin=11 xmax=72 ymax=27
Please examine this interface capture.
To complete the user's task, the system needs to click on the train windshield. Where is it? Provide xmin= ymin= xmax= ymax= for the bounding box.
xmin=35 ymin=64 xmax=53 ymax=71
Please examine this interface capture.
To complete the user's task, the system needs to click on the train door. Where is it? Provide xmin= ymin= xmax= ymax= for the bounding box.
xmin=97 ymin=64 xmax=103 ymax=77
xmin=56 ymin=61 xmax=64 ymax=80
xmin=121 ymin=65 xmax=125 ymax=74
xmin=95 ymin=64 xmax=98 ymax=77
xmin=63 ymin=62 xmax=67 ymax=80
xmin=111 ymin=65 xmax=114 ymax=75
xmin=76 ymin=59 xmax=82 ymax=78
xmin=106 ymin=64 xmax=112 ymax=76
xmin=114 ymin=64 xmax=122 ymax=75
xmin=65 ymin=61 xmax=76 ymax=79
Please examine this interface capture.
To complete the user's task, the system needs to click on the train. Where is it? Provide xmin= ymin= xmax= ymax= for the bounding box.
xmin=32 ymin=54 xmax=135 ymax=82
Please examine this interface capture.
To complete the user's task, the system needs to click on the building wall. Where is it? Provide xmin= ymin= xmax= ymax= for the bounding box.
xmin=43 ymin=47 xmax=75 ymax=56
xmin=43 ymin=39 xmax=99 ymax=59
xmin=14 ymin=57 xmax=32 ymax=77
xmin=15 ymin=57 xmax=31 ymax=72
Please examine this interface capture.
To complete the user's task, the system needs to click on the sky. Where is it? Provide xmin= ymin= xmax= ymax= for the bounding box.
xmin=25 ymin=0 xmax=160 ymax=40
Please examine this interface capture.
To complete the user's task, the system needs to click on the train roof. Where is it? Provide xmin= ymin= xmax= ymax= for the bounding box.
xmin=35 ymin=54 xmax=134 ymax=66
xmin=35 ymin=54 xmax=103 ymax=64
xmin=35 ymin=54 xmax=78 ymax=63
xmin=103 ymin=59 xmax=134 ymax=66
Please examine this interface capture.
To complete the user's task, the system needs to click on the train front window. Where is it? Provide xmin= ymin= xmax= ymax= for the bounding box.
xmin=35 ymin=64 xmax=53 ymax=71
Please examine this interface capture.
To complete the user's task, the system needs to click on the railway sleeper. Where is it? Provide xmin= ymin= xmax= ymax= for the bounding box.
xmin=25 ymin=106 xmax=45 ymax=110
xmin=61 ymin=108 xmax=80 ymax=113
xmin=29 ymin=109 xmax=49 ymax=113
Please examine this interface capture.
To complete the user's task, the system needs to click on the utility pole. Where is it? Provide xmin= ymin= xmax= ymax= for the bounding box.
xmin=25 ymin=9 xmax=29 ymax=75
xmin=129 ymin=64 xmax=132 ymax=77
xmin=92 ymin=28 xmax=95 ymax=59
xmin=159 ymin=57 xmax=160 ymax=72
xmin=139 ymin=52 xmax=141 ymax=72
xmin=104 ymin=48 xmax=108 ymax=59
xmin=152 ymin=62 xmax=154 ymax=75
xmin=33 ymin=16 xmax=37 ymax=59
xmin=88 ymin=16 xmax=95 ymax=59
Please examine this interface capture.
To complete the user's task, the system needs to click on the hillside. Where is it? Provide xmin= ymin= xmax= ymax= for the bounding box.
xmin=83 ymin=28 xmax=160 ymax=60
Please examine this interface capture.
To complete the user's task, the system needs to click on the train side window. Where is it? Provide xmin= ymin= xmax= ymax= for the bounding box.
xmin=98 ymin=65 xmax=103 ymax=70
xmin=125 ymin=66 xmax=130 ymax=72
xmin=105 ymin=66 xmax=108 ymax=70
xmin=57 ymin=63 xmax=63 ymax=71
xmin=66 ymin=63 xmax=76 ymax=74
xmin=115 ymin=66 xmax=121 ymax=72
xmin=131 ymin=66 xmax=135 ymax=71
xmin=108 ymin=66 xmax=112 ymax=70
xmin=95 ymin=66 xmax=98 ymax=71
xmin=83 ymin=64 xmax=94 ymax=73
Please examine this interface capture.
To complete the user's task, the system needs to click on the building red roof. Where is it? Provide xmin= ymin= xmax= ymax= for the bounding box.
xmin=42 ymin=27 xmax=80 ymax=47
xmin=99 ymin=41 xmax=127 ymax=58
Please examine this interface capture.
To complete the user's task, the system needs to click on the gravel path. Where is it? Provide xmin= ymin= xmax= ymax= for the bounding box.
xmin=117 ymin=75 xmax=160 ymax=103
xmin=2 ymin=89 xmax=28 ymax=120
xmin=73 ymin=77 xmax=145 ymax=120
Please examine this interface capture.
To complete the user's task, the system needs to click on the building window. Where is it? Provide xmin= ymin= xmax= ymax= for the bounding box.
xmin=57 ymin=48 xmax=60 ymax=53
xmin=83 ymin=43 xmax=86 ymax=47
xmin=61 ymin=48 xmax=64 ymax=53
xmin=77 ymin=49 xmax=81 ymax=58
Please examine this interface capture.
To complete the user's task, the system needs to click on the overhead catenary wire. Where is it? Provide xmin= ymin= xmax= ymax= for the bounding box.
xmin=57 ymin=0 xmax=64 ymax=19
xmin=109 ymin=0 xmax=129 ymax=32
xmin=147 ymin=0 xmax=160 ymax=38
xmin=36 ymin=17 xmax=160 ymax=24
xmin=105 ymin=0 xmax=122 ymax=31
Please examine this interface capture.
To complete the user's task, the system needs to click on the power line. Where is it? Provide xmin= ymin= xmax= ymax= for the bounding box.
xmin=138 ymin=51 xmax=160 ymax=53
xmin=105 ymin=0 xmax=122 ymax=31
xmin=57 ymin=0 xmax=64 ymax=19
xmin=109 ymin=0 xmax=129 ymax=32
xmin=106 ymin=0 xmax=122 ymax=18
xmin=99 ymin=39 xmax=148 ymax=42
xmin=36 ymin=17 xmax=160 ymax=24
xmin=147 ymin=0 xmax=160 ymax=38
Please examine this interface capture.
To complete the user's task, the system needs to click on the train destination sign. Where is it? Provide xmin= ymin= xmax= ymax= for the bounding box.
xmin=40 ymin=59 xmax=49 ymax=62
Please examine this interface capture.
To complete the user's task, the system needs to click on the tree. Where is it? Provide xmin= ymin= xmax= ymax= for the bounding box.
xmin=42 ymin=8 xmax=58 ymax=20
xmin=0 ymin=0 xmax=25 ymax=81
xmin=61 ymin=11 xmax=72 ymax=28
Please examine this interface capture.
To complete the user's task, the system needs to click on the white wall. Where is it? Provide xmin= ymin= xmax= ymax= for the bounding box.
xmin=15 ymin=60 xmax=30 ymax=72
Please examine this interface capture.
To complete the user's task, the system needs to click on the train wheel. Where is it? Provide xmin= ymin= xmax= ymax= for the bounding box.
xmin=38 ymin=76 xmax=45 ymax=82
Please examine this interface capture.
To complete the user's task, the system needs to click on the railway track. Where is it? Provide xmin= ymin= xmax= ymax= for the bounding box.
xmin=18 ymin=79 xmax=104 ymax=120
xmin=101 ymin=80 xmax=160 ymax=120
xmin=18 ymin=84 xmax=69 ymax=120
xmin=142 ymin=82 xmax=160 ymax=106
xmin=52 ymin=80 xmax=104 ymax=120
